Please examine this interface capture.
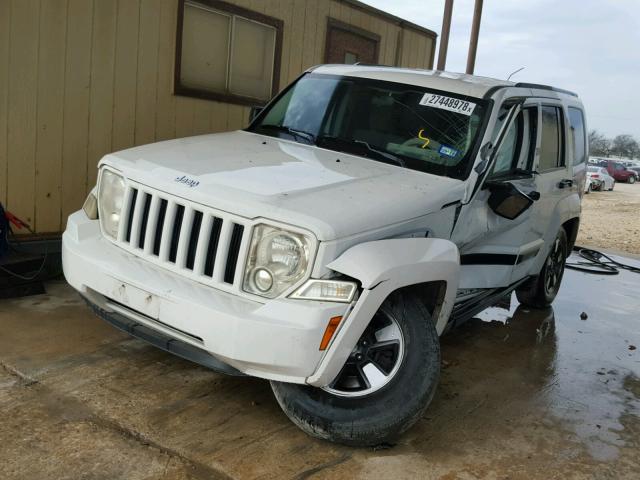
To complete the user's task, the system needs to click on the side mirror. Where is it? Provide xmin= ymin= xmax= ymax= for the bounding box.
xmin=486 ymin=181 xmax=537 ymax=220
xmin=249 ymin=106 xmax=263 ymax=122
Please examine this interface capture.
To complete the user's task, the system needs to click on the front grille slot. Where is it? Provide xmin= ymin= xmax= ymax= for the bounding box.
xmin=125 ymin=188 xmax=138 ymax=243
xmin=224 ymin=224 xmax=244 ymax=284
xmin=185 ymin=211 xmax=203 ymax=270
xmin=168 ymin=205 xmax=185 ymax=263
xmin=204 ymin=217 xmax=223 ymax=277
xmin=137 ymin=193 xmax=152 ymax=249
xmin=115 ymin=183 xmax=247 ymax=290
xmin=153 ymin=199 xmax=168 ymax=256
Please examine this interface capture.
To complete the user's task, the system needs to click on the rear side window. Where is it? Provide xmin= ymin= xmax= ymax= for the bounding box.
xmin=539 ymin=106 xmax=565 ymax=171
xmin=568 ymin=107 xmax=586 ymax=166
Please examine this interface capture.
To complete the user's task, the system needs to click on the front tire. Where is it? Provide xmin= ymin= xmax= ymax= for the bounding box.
xmin=271 ymin=291 xmax=440 ymax=446
xmin=516 ymin=228 xmax=568 ymax=308
xmin=629 ymin=176 xmax=636 ymax=184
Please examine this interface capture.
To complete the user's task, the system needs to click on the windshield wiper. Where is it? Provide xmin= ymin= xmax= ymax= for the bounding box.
xmin=256 ymin=124 xmax=316 ymax=144
xmin=316 ymin=136 xmax=406 ymax=168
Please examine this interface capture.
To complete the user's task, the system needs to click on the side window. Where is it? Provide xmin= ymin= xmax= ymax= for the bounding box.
xmin=488 ymin=107 xmax=537 ymax=177
xmin=568 ymin=107 xmax=586 ymax=166
xmin=539 ymin=106 xmax=565 ymax=171
xmin=491 ymin=117 xmax=519 ymax=175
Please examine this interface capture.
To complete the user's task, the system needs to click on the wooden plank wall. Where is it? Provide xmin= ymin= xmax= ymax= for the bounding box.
xmin=0 ymin=0 xmax=435 ymax=234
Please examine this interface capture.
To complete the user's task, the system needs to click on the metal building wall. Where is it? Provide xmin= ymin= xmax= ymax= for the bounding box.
xmin=0 ymin=0 xmax=436 ymax=234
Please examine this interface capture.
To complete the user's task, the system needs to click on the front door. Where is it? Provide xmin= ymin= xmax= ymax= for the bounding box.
xmin=324 ymin=19 xmax=379 ymax=65
xmin=453 ymin=101 xmax=540 ymax=289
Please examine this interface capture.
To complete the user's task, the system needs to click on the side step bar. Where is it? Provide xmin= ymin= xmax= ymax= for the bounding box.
xmin=83 ymin=295 xmax=245 ymax=376
xmin=449 ymin=277 xmax=530 ymax=329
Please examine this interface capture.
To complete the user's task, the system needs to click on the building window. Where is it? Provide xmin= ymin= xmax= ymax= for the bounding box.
xmin=175 ymin=0 xmax=283 ymax=105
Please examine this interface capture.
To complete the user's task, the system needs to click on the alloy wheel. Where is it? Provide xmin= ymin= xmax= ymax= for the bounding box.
xmin=324 ymin=309 xmax=405 ymax=398
xmin=544 ymin=237 xmax=566 ymax=296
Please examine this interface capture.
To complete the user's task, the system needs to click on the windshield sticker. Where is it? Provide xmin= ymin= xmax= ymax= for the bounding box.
xmin=438 ymin=145 xmax=459 ymax=158
xmin=419 ymin=93 xmax=476 ymax=116
xmin=417 ymin=129 xmax=431 ymax=149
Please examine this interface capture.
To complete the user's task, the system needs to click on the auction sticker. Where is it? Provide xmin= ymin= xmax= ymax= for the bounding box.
xmin=419 ymin=93 xmax=476 ymax=116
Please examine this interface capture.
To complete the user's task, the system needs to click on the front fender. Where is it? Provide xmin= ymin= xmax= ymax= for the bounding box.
xmin=306 ymin=238 xmax=460 ymax=387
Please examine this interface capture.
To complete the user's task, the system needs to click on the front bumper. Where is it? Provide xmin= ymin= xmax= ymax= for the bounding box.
xmin=62 ymin=211 xmax=349 ymax=384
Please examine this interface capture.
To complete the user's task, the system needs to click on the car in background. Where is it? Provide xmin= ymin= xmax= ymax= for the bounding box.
xmin=584 ymin=176 xmax=595 ymax=194
xmin=587 ymin=166 xmax=614 ymax=191
xmin=621 ymin=160 xmax=640 ymax=168
xmin=628 ymin=165 xmax=640 ymax=180
xmin=598 ymin=159 xmax=638 ymax=184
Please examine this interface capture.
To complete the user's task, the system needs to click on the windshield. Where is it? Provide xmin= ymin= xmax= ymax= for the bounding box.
xmin=248 ymin=73 xmax=488 ymax=179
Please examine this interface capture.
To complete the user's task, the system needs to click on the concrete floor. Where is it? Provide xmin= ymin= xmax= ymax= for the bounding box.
xmin=1 ymin=254 xmax=639 ymax=479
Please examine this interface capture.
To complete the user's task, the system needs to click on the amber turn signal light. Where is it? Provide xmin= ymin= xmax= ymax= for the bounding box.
xmin=319 ymin=316 xmax=343 ymax=351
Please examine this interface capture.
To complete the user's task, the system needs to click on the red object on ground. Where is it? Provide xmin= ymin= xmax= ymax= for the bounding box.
xmin=4 ymin=210 xmax=29 ymax=230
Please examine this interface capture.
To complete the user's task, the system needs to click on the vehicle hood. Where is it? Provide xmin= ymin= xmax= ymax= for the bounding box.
xmin=101 ymin=131 xmax=465 ymax=241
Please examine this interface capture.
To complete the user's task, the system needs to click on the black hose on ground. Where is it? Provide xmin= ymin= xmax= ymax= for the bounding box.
xmin=565 ymin=246 xmax=640 ymax=275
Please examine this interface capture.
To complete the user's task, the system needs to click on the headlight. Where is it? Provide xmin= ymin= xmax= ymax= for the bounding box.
xmin=290 ymin=279 xmax=357 ymax=303
xmin=243 ymin=224 xmax=312 ymax=298
xmin=98 ymin=169 xmax=125 ymax=239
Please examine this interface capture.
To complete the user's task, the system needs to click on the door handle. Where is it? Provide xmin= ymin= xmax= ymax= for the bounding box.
xmin=558 ymin=179 xmax=573 ymax=188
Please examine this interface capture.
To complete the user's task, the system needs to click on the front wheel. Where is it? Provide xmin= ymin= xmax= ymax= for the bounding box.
xmin=270 ymin=291 xmax=440 ymax=446
xmin=516 ymin=228 xmax=568 ymax=308
xmin=629 ymin=176 xmax=636 ymax=184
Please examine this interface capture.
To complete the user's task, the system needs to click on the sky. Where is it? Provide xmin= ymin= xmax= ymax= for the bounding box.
xmin=361 ymin=0 xmax=640 ymax=139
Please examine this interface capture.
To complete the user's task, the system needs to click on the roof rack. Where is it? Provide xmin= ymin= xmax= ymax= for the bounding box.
xmin=514 ymin=82 xmax=578 ymax=97
xmin=353 ymin=62 xmax=393 ymax=67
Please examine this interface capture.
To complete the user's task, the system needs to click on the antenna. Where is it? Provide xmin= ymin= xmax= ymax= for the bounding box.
xmin=507 ymin=67 xmax=525 ymax=81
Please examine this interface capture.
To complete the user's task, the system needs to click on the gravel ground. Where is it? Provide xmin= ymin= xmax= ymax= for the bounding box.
xmin=576 ymin=181 xmax=640 ymax=254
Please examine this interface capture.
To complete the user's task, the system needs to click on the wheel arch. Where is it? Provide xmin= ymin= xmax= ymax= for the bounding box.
xmin=562 ymin=217 xmax=580 ymax=252
xmin=307 ymin=238 xmax=459 ymax=387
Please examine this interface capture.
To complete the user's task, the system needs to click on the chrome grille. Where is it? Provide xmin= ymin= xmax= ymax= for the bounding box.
xmin=115 ymin=182 xmax=249 ymax=291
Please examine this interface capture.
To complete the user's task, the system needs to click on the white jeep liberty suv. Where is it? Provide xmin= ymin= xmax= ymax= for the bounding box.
xmin=63 ymin=65 xmax=586 ymax=446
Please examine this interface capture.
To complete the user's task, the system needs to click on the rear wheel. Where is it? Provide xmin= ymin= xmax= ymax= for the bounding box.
xmin=270 ymin=291 xmax=440 ymax=446
xmin=609 ymin=181 xmax=615 ymax=191
xmin=516 ymin=228 xmax=568 ymax=308
xmin=629 ymin=176 xmax=636 ymax=184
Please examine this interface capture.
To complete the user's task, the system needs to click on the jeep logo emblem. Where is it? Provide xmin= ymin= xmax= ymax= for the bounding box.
xmin=174 ymin=175 xmax=200 ymax=188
